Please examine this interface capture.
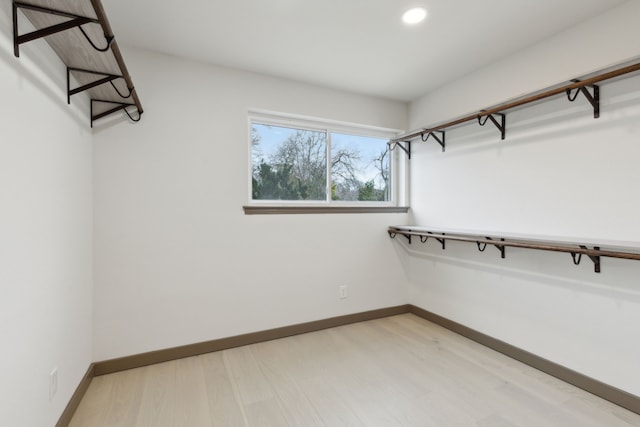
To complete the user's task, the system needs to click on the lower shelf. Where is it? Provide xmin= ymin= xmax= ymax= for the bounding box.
xmin=388 ymin=225 xmax=640 ymax=273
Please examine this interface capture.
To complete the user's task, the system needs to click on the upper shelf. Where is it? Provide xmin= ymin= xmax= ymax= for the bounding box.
xmin=12 ymin=0 xmax=143 ymax=126
xmin=389 ymin=60 xmax=640 ymax=155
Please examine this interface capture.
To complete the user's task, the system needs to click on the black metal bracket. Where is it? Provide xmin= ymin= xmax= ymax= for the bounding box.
xmin=401 ymin=231 xmax=445 ymax=249
xmin=78 ymin=26 xmax=114 ymax=52
xmin=477 ymin=112 xmax=506 ymax=140
xmin=487 ymin=237 xmax=506 ymax=259
xmin=389 ymin=230 xmax=414 ymax=245
xmin=571 ymin=245 xmax=601 ymax=273
xmin=110 ymin=81 xmax=134 ymax=99
xmin=477 ymin=237 xmax=505 ymax=258
xmin=91 ymin=99 xmax=142 ymax=127
xmin=418 ymin=232 xmax=446 ymax=249
xmin=422 ymin=131 xmax=446 ymax=152
xmin=388 ymin=140 xmax=411 ymax=159
xmin=566 ymin=80 xmax=600 ymax=119
xmin=13 ymin=2 xmax=112 ymax=57
xmin=67 ymin=67 xmax=131 ymax=104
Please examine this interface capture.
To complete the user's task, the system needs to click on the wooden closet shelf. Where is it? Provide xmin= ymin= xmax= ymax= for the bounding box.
xmin=13 ymin=0 xmax=143 ymax=126
xmin=389 ymin=60 xmax=640 ymax=155
xmin=388 ymin=225 xmax=640 ymax=273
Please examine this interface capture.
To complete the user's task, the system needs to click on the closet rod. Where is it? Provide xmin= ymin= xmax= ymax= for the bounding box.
xmin=391 ymin=61 xmax=640 ymax=143
xmin=90 ymin=0 xmax=143 ymax=116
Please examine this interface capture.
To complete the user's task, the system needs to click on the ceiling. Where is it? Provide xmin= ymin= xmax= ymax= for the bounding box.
xmin=103 ymin=0 xmax=627 ymax=102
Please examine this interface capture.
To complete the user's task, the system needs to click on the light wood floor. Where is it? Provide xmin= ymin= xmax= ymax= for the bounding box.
xmin=69 ymin=314 xmax=640 ymax=426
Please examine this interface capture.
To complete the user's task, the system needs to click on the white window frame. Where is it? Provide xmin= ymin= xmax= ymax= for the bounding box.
xmin=246 ymin=110 xmax=408 ymax=211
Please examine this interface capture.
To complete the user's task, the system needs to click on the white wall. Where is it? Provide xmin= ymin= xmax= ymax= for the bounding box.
xmin=92 ymin=48 xmax=410 ymax=361
xmin=0 ymin=3 xmax=93 ymax=426
xmin=406 ymin=0 xmax=640 ymax=396
xmin=7 ymin=0 xmax=637 ymax=422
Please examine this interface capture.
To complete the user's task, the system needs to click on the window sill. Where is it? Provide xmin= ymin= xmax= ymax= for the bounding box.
xmin=243 ymin=205 xmax=410 ymax=215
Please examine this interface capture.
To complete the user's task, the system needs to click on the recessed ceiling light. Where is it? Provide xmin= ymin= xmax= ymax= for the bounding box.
xmin=402 ymin=7 xmax=427 ymax=25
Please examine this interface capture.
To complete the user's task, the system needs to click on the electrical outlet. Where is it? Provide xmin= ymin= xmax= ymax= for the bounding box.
xmin=49 ymin=368 xmax=58 ymax=401
xmin=339 ymin=285 xmax=348 ymax=299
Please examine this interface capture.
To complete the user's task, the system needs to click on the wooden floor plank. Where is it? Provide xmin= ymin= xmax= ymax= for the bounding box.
xmin=223 ymin=346 xmax=276 ymax=406
xmin=134 ymin=361 xmax=177 ymax=427
xmin=102 ymin=368 xmax=146 ymax=426
xmin=199 ymin=351 xmax=247 ymax=426
xmin=173 ymin=357 xmax=212 ymax=427
xmin=68 ymin=374 xmax=112 ymax=427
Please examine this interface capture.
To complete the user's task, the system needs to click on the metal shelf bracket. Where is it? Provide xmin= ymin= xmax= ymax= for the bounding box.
xmin=67 ymin=67 xmax=130 ymax=104
xmin=571 ymin=245 xmax=601 ymax=273
xmin=78 ymin=25 xmax=114 ymax=52
xmin=566 ymin=80 xmax=600 ymax=119
xmin=475 ymin=238 xmax=506 ymax=258
xmin=477 ymin=112 xmax=506 ymax=140
xmin=422 ymin=131 xmax=446 ymax=152
xmin=91 ymin=99 xmax=142 ymax=127
xmin=389 ymin=140 xmax=411 ymax=159
xmin=486 ymin=237 xmax=506 ymax=258
xmin=13 ymin=2 xmax=109 ymax=57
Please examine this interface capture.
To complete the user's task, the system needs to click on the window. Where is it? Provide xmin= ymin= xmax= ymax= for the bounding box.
xmin=249 ymin=112 xmax=403 ymax=209
xmin=331 ymin=132 xmax=390 ymax=202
